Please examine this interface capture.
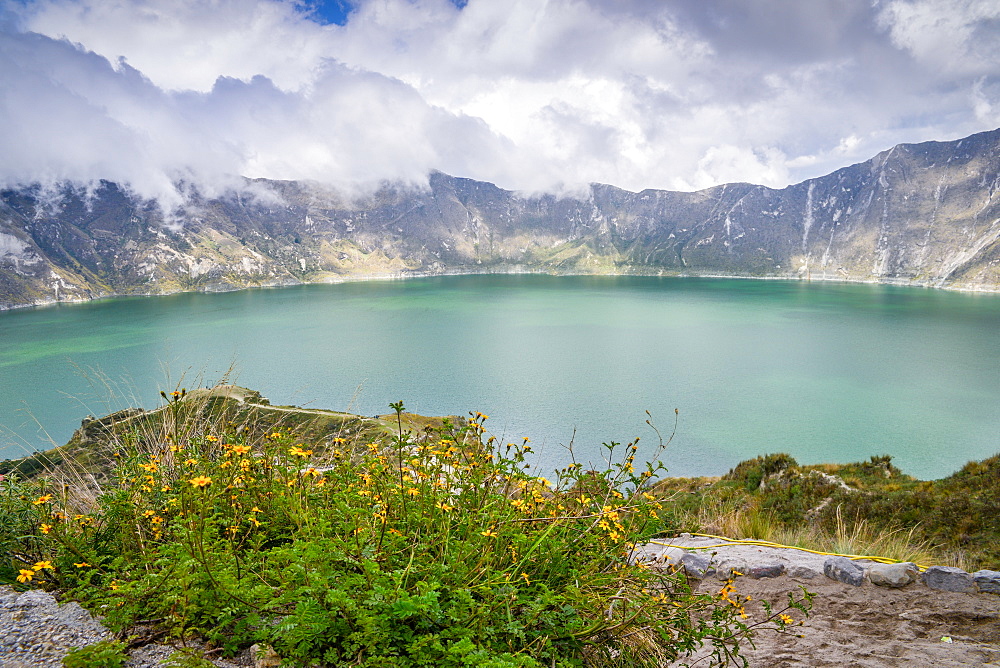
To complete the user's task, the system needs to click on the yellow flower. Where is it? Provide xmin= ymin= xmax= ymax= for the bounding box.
xmin=206 ymin=435 xmax=218 ymax=442
xmin=269 ymin=432 xmax=282 ymax=439
xmin=480 ymin=528 xmax=498 ymax=538
xmin=251 ymin=506 xmax=262 ymax=513
xmin=184 ymin=458 xmax=198 ymax=465
xmin=520 ymin=572 xmax=531 ymax=584
xmin=231 ymin=444 xmax=251 ymax=455
xmin=39 ymin=524 xmax=52 ymax=534
xmin=435 ymin=501 xmax=454 ymax=512
xmin=17 ymin=569 xmax=34 ymax=583
xmin=779 ymin=614 xmax=794 ymax=625
xmin=289 ymin=445 xmax=313 ymax=458
xmin=33 ymin=495 xmax=52 ymax=505
xmin=405 ymin=487 xmax=419 ymax=497
xmin=74 ymin=562 xmax=91 ymax=568
xmin=189 ymin=476 xmax=212 ymax=488
xmin=33 ymin=560 xmax=54 ymax=571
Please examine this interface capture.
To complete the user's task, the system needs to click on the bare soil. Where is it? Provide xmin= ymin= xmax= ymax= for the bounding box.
xmin=673 ymin=576 xmax=1000 ymax=667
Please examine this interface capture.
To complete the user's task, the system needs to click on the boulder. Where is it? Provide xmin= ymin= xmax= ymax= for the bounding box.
xmin=972 ymin=570 xmax=1000 ymax=595
xmin=922 ymin=566 xmax=977 ymax=593
xmin=748 ymin=563 xmax=786 ymax=579
xmin=824 ymin=556 xmax=864 ymax=586
xmin=868 ymin=562 xmax=918 ymax=588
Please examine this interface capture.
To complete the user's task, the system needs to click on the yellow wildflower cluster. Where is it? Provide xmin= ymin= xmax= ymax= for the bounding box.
xmin=16 ymin=559 xmax=55 ymax=583
xmin=718 ymin=578 xmax=749 ymax=620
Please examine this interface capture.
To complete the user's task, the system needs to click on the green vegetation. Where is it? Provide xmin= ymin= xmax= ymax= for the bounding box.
xmin=62 ymin=639 xmax=129 ymax=668
xmin=1 ymin=388 xmax=808 ymax=667
xmin=655 ymin=453 xmax=1000 ymax=571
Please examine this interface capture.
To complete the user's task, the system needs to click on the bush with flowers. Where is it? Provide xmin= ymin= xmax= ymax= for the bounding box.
xmin=2 ymin=391 xmax=810 ymax=667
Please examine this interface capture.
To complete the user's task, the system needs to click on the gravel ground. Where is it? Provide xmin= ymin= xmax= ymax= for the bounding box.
xmin=0 ymin=586 xmax=248 ymax=668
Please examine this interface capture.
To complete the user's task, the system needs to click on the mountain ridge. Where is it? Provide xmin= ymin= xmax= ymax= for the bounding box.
xmin=3 ymin=127 xmax=1000 ymax=309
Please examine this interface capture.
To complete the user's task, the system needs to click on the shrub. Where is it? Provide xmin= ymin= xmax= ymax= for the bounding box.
xmin=62 ymin=639 xmax=128 ymax=668
xmin=3 ymin=393 xmax=806 ymax=667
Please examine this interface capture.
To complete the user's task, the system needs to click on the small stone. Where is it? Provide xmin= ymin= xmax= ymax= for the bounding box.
xmin=680 ymin=552 xmax=713 ymax=578
xmin=824 ymin=556 xmax=864 ymax=586
xmin=787 ymin=564 xmax=821 ymax=579
xmin=748 ymin=563 xmax=786 ymax=579
xmin=252 ymin=643 xmax=282 ymax=668
xmin=973 ymin=569 xmax=1000 ymax=594
xmin=868 ymin=562 xmax=918 ymax=588
xmin=922 ymin=566 xmax=977 ymax=593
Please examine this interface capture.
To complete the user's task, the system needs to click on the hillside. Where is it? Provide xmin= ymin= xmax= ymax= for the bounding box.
xmin=3 ymin=128 xmax=1000 ymax=309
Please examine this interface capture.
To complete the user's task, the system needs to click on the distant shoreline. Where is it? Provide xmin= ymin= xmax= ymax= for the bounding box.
xmin=4 ymin=265 xmax=999 ymax=314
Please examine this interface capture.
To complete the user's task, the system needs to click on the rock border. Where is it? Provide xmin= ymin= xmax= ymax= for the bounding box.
xmin=635 ymin=534 xmax=1000 ymax=594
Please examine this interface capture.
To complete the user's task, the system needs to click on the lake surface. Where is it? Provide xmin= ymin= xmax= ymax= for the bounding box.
xmin=1 ymin=275 xmax=998 ymax=479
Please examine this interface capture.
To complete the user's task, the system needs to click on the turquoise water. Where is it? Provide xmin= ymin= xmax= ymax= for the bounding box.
xmin=1 ymin=275 xmax=998 ymax=479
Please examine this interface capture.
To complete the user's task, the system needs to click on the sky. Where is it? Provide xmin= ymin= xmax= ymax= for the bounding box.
xmin=2 ymin=0 xmax=1000 ymax=209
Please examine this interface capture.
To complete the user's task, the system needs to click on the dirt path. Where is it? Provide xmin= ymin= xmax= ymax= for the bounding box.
xmin=675 ymin=575 xmax=1000 ymax=667
xmin=642 ymin=536 xmax=1000 ymax=667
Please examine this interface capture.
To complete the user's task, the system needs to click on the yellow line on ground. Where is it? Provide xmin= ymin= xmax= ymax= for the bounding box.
xmin=648 ymin=533 xmax=929 ymax=570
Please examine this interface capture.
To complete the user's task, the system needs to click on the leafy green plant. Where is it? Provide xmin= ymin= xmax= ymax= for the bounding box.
xmin=3 ymin=390 xmax=808 ymax=667
xmin=166 ymin=649 xmax=216 ymax=667
xmin=62 ymin=639 xmax=128 ymax=668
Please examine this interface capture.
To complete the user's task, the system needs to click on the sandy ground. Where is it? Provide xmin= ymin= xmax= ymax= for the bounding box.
xmin=674 ymin=575 xmax=1000 ymax=667
xmin=645 ymin=537 xmax=1000 ymax=667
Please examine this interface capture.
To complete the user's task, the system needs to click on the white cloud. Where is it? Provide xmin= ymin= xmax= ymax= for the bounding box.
xmin=1 ymin=0 xmax=999 ymax=207
xmin=19 ymin=0 xmax=334 ymax=91
xmin=877 ymin=0 xmax=1000 ymax=75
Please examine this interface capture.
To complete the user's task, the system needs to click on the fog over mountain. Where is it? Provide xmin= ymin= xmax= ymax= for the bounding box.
xmin=3 ymin=0 xmax=1000 ymax=203
xmin=2 ymin=127 xmax=999 ymax=309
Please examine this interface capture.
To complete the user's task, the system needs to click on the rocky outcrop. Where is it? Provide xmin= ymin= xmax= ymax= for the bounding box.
xmin=4 ymin=128 xmax=1000 ymax=309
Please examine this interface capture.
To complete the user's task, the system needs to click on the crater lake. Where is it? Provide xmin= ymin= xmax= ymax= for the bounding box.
xmin=1 ymin=274 xmax=998 ymax=479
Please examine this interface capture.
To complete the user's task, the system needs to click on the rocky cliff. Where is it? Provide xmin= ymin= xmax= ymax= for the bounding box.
xmin=3 ymin=128 xmax=1000 ymax=309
